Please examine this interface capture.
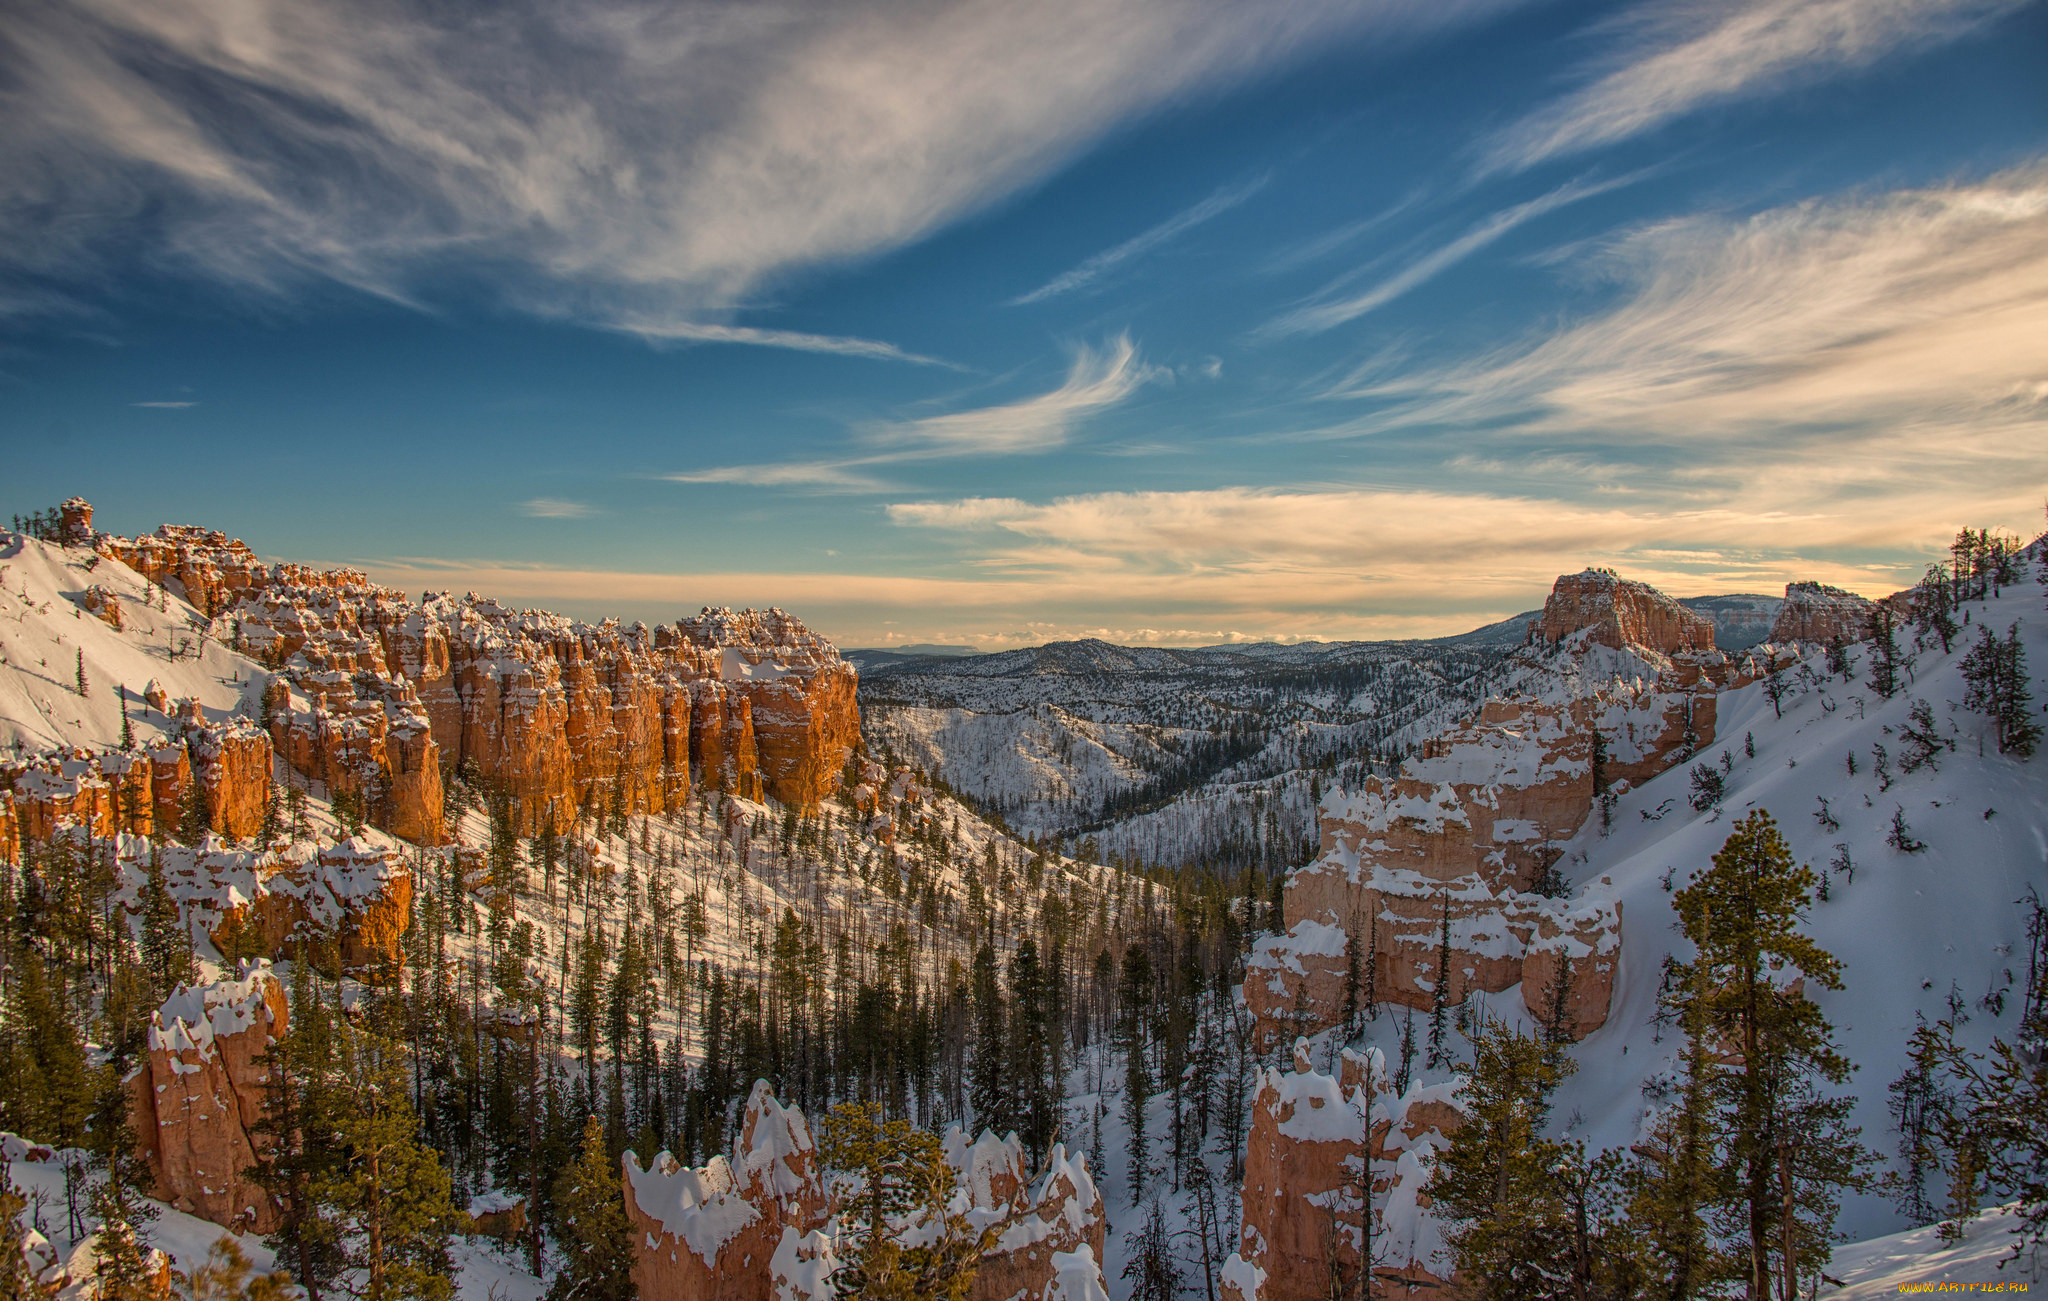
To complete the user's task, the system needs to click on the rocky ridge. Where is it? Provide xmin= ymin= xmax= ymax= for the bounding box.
xmin=81 ymin=504 xmax=862 ymax=838
xmin=1248 ymin=568 xmax=1764 ymax=1050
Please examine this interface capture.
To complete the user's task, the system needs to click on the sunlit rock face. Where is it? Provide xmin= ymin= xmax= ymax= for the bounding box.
xmin=86 ymin=506 xmax=859 ymax=840
xmin=1767 ymin=580 xmax=1880 ymax=647
xmin=624 ymin=1082 xmax=830 ymax=1301
xmin=1538 ymin=568 xmax=1715 ymax=659
xmin=129 ymin=963 xmax=287 ymax=1234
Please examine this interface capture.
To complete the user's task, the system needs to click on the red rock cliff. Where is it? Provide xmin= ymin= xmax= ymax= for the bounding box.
xmin=86 ymin=507 xmax=858 ymax=839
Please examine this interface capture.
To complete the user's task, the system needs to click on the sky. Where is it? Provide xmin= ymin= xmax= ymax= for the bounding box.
xmin=2 ymin=0 xmax=2045 ymax=649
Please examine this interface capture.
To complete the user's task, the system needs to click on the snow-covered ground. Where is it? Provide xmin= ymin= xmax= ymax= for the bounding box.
xmin=1827 ymin=1203 xmax=2044 ymax=1296
xmin=0 ymin=533 xmax=263 ymax=754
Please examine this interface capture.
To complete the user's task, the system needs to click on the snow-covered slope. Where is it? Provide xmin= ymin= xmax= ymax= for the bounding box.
xmin=0 ymin=533 xmax=263 ymax=754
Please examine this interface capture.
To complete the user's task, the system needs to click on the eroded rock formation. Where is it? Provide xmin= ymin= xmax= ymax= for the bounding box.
xmin=103 ymin=832 xmax=414 ymax=977
xmin=0 ymin=725 xmax=270 ymax=851
xmin=1767 ymin=581 xmax=1877 ymax=647
xmin=128 ymin=963 xmax=285 ymax=1233
xmin=1538 ymin=568 xmax=1715 ymax=659
xmin=1249 ymin=568 xmax=1764 ymax=1050
xmin=945 ymin=1129 xmax=1107 ymax=1301
xmin=623 ymin=1085 xmax=1107 ymax=1301
xmin=1221 ymin=1040 xmax=1463 ymax=1301
xmin=83 ymin=508 xmax=859 ymax=839
xmin=624 ymin=1082 xmax=830 ymax=1301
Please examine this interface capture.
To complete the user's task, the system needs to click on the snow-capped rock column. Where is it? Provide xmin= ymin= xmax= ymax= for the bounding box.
xmin=623 ymin=1081 xmax=828 ymax=1301
xmin=1221 ymin=1042 xmax=1463 ymax=1301
xmin=128 ymin=962 xmax=286 ymax=1233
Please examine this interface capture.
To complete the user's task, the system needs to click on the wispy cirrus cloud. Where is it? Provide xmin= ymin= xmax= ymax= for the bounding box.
xmin=131 ymin=400 xmax=196 ymax=408
xmin=665 ymin=462 xmax=899 ymax=493
xmin=1334 ymin=161 xmax=2048 ymax=483
xmin=865 ymin=333 xmax=1155 ymax=455
xmin=520 ymin=497 xmax=599 ymax=518
xmin=604 ymin=318 xmax=955 ymax=365
xmin=1484 ymin=0 xmax=2026 ymax=174
xmin=885 ymin=481 xmax=2028 ymax=613
xmin=673 ymin=334 xmax=1158 ymax=490
xmin=1260 ymin=173 xmax=1638 ymax=337
xmin=1009 ymin=175 xmax=1268 ymax=305
xmin=0 ymin=0 xmax=1522 ymax=334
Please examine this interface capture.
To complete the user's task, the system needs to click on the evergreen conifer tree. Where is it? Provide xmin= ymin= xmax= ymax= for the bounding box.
xmin=1427 ymin=894 xmax=1453 ymax=1070
xmin=317 ymin=1026 xmax=460 ymax=1301
xmin=967 ymin=944 xmax=1007 ymax=1135
xmin=548 ymin=1116 xmax=636 ymax=1301
xmin=1865 ymin=608 xmax=1902 ymax=700
xmin=1426 ymin=1016 xmax=1628 ymax=1301
xmin=1119 ymin=945 xmax=1154 ymax=1197
xmin=818 ymin=1102 xmax=990 ymax=1301
xmin=1959 ymin=623 xmax=2039 ymax=758
xmin=1671 ymin=811 xmax=1873 ymax=1301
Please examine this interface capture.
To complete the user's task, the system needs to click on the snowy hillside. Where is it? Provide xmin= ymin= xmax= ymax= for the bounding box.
xmin=0 ymin=532 xmax=263 ymax=754
xmin=1338 ymin=558 xmax=2048 ymax=1247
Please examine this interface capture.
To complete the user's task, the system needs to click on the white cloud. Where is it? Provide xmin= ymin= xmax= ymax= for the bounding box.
xmin=131 ymin=400 xmax=196 ymax=408
xmin=663 ymin=462 xmax=898 ymax=493
xmin=1485 ymin=0 xmax=2024 ymax=173
xmin=1260 ymin=173 xmax=1638 ymax=336
xmin=606 ymin=318 xmax=953 ymax=365
xmin=0 ymin=0 xmax=1519 ymax=332
xmin=885 ymin=483 xmax=2026 ymax=608
xmin=676 ymin=334 xmax=1158 ymax=490
xmin=865 ymin=334 xmax=1155 ymax=456
xmin=1009 ymin=175 xmax=1268 ymax=305
xmin=520 ymin=497 xmax=598 ymax=518
xmin=1336 ymin=161 xmax=2048 ymax=495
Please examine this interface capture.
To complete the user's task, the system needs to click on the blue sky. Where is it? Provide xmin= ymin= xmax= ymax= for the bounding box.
xmin=3 ymin=0 xmax=2045 ymax=647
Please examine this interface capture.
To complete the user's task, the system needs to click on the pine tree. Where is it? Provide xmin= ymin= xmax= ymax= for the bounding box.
xmin=1824 ymin=635 xmax=1851 ymax=684
xmin=1425 ymin=1015 xmax=1589 ymax=1301
xmin=307 ymin=1024 xmax=459 ymax=1301
xmin=1914 ymin=564 xmax=1958 ymax=655
xmin=1671 ymin=811 xmax=1874 ymax=1301
xmin=818 ymin=1102 xmax=990 ymax=1301
xmin=75 ymin=650 xmax=88 ymax=698
xmin=548 ymin=1116 xmax=636 ymax=1301
xmin=967 ymin=943 xmax=1007 ymax=1136
xmin=184 ymin=1236 xmax=294 ymax=1301
xmin=1121 ymin=1198 xmax=1184 ymax=1301
xmin=1864 ymin=608 xmax=1901 ymax=700
xmin=1426 ymin=894 xmax=1453 ymax=1070
xmin=1885 ymin=1017 xmax=1949 ymax=1227
xmin=139 ymin=852 xmax=190 ymax=998
xmin=119 ymin=698 xmax=133 ymax=749
xmin=261 ymin=961 xmax=347 ymax=1301
xmin=1629 ymin=956 xmax=1728 ymax=1301
xmin=1008 ymin=940 xmax=1054 ymax=1157
xmin=1897 ymin=700 xmax=1949 ymax=774
xmin=177 ymin=778 xmax=209 ymax=847
xmin=1958 ymin=622 xmax=2039 ymax=757
xmin=1119 ymin=945 xmax=1154 ymax=1197
xmin=87 ymin=1177 xmax=156 ymax=1301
